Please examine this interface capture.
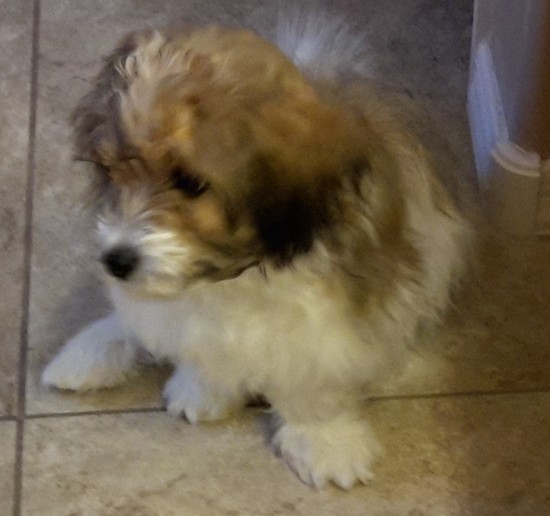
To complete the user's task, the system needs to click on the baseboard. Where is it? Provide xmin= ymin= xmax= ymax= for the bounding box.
xmin=537 ymin=160 xmax=550 ymax=235
xmin=486 ymin=142 xmax=541 ymax=234
xmin=468 ymin=43 xmax=544 ymax=235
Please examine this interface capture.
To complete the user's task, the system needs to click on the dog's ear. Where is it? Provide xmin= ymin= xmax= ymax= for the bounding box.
xmin=249 ymin=154 xmax=366 ymax=265
xmin=72 ymin=31 xmax=147 ymax=164
xmin=250 ymin=179 xmax=325 ymax=265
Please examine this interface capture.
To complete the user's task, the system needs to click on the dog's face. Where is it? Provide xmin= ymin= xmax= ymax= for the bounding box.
xmin=74 ymin=27 xmax=367 ymax=297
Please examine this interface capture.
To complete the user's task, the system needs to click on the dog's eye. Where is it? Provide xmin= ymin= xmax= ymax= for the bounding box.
xmin=171 ymin=167 xmax=209 ymax=198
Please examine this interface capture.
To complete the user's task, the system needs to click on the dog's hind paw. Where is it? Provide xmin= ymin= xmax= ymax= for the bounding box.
xmin=273 ymin=414 xmax=381 ymax=489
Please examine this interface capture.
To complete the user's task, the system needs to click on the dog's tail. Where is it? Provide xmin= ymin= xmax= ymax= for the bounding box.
xmin=269 ymin=3 xmax=372 ymax=80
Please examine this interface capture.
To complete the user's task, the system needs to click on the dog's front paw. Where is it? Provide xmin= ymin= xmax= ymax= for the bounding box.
xmin=163 ymin=367 xmax=243 ymax=423
xmin=42 ymin=316 xmax=138 ymax=391
xmin=273 ymin=415 xmax=381 ymax=489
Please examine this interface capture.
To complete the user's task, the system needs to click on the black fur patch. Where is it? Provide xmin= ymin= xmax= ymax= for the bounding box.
xmin=249 ymin=153 xmax=371 ymax=266
xmin=249 ymin=156 xmax=333 ymax=266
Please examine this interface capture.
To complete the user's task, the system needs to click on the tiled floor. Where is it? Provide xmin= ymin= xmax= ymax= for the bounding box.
xmin=1 ymin=0 xmax=549 ymax=514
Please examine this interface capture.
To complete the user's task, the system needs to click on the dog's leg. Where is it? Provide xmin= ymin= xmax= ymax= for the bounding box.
xmin=271 ymin=391 xmax=381 ymax=489
xmin=42 ymin=313 xmax=139 ymax=391
xmin=163 ymin=364 xmax=247 ymax=423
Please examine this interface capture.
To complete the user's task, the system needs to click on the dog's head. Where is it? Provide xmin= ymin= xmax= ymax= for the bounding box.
xmin=74 ymin=27 xmax=369 ymax=297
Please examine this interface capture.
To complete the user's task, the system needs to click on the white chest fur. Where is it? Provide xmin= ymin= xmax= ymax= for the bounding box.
xmin=108 ymin=263 xmax=366 ymax=393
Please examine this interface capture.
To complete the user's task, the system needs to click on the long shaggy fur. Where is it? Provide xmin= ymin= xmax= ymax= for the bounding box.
xmin=43 ymin=9 xmax=470 ymax=489
xmin=271 ymin=4 xmax=371 ymax=80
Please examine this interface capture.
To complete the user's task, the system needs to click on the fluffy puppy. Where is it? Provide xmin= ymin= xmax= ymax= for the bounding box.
xmin=43 ymin=19 xmax=469 ymax=489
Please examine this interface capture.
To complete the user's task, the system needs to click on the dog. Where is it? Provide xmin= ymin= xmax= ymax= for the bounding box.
xmin=42 ymin=12 xmax=469 ymax=489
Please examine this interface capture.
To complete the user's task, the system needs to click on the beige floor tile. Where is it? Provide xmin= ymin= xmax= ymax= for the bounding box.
xmin=434 ymin=231 xmax=550 ymax=393
xmin=25 ymin=0 xmax=200 ymax=415
xmin=371 ymin=393 xmax=550 ymax=515
xmin=0 ymin=0 xmax=32 ymax=415
xmin=0 ymin=421 xmax=16 ymax=515
xmin=375 ymin=230 xmax=550 ymax=397
xmin=27 ymin=367 xmax=170 ymax=416
xmin=27 ymin=0 xmax=549 ymax=421
xmin=22 ymin=393 xmax=550 ymax=515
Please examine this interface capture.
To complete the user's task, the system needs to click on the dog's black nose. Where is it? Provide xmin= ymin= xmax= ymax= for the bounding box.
xmin=101 ymin=246 xmax=139 ymax=280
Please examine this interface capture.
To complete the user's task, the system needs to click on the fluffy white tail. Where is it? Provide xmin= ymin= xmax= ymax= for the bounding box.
xmin=254 ymin=3 xmax=372 ymax=80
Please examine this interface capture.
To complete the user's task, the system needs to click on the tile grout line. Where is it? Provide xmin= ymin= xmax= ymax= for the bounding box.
xmin=11 ymin=385 xmax=550 ymax=422
xmin=13 ymin=1 xmax=41 ymax=515
xmin=26 ymin=406 xmax=164 ymax=419
xmin=369 ymin=386 xmax=550 ymax=403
